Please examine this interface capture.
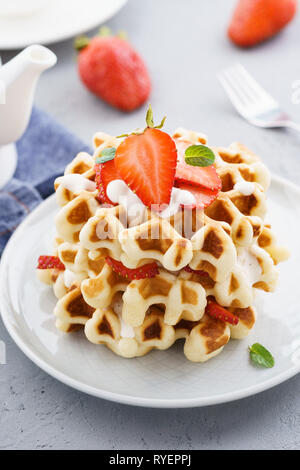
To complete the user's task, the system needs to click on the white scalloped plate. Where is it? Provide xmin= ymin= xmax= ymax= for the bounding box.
xmin=0 ymin=0 xmax=127 ymax=50
xmin=0 ymin=175 xmax=299 ymax=408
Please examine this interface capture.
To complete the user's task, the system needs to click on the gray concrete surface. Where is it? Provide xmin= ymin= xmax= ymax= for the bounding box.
xmin=1 ymin=0 xmax=300 ymax=450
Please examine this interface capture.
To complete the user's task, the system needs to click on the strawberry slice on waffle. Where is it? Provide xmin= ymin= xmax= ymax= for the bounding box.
xmin=37 ymin=256 xmax=65 ymax=271
xmin=176 ymin=181 xmax=219 ymax=209
xmin=183 ymin=266 xmax=209 ymax=276
xmin=94 ymin=159 xmax=120 ymax=205
xmin=175 ymin=139 xmax=221 ymax=192
xmin=206 ymin=300 xmax=239 ymax=326
xmin=106 ymin=257 xmax=159 ymax=280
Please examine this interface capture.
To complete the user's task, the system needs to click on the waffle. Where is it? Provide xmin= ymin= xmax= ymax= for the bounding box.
xmin=54 ymin=287 xmax=95 ymax=332
xmin=84 ymin=294 xmax=231 ymax=362
xmin=37 ymin=127 xmax=289 ymax=362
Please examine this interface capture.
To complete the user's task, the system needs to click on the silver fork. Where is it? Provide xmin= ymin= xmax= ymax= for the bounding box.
xmin=218 ymin=64 xmax=300 ymax=133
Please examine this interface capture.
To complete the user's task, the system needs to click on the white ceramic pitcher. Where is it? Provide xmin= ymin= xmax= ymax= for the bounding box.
xmin=0 ymin=45 xmax=57 ymax=189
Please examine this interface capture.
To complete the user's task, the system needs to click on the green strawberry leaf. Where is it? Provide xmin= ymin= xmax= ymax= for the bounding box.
xmin=249 ymin=343 xmax=275 ymax=368
xmin=118 ymin=105 xmax=167 ymax=139
xmin=154 ymin=116 xmax=166 ymax=129
xmin=95 ymin=147 xmax=116 ymax=164
xmin=185 ymin=145 xmax=215 ymax=167
xmin=98 ymin=26 xmax=112 ymax=37
xmin=146 ymin=104 xmax=155 ymax=128
xmin=146 ymin=104 xmax=166 ymax=130
xmin=74 ymin=36 xmax=90 ymax=51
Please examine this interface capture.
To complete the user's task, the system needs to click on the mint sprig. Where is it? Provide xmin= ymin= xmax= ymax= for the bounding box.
xmin=184 ymin=145 xmax=215 ymax=167
xmin=95 ymin=147 xmax=116 ymax=164
xmin=249 ymin=343 xmax=275 ymax=368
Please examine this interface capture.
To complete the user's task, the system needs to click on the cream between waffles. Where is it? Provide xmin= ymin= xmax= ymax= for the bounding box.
xmin=37 ymin=111 xmax=289 ymax=362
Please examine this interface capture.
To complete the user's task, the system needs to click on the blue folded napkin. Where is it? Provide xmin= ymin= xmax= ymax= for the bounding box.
xmin=0 ymin=107 xmax=91 ymax=255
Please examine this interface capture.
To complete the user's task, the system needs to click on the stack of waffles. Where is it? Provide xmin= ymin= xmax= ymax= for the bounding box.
xmin=37 ymin=128 xmax=289 ymax=362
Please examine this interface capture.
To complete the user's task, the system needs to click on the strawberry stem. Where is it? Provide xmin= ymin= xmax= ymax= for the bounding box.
xmin=74 ymin=36 xmax=90 ymax=51
xmin=117 ymin=105 xmax=167 ymax=139
xmin=155 ymin=116 xmax=167 ymax=129
xmin=117 ymin=30 xmax=128 ymax=40
xmin=98 ymin=26 xmax=111 ymax=37
xmin=146 ymin=104 xmax=155 ymax=127
xmin=146 ymin=104 xmax=166 ymax=129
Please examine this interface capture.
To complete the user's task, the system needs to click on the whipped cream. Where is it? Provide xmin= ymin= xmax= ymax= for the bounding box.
xmin=120 ymin=319 xmax=135 ymax=339
xmin=113 ymin=295 xmax=135 ymax=338
xmin=106 ymin=179 xmax=196 ymax=220
xmin=160 ymin=187 xmax=196 ymax=218
xmin=64 ymin=269 xmax=77 ymax=289
xmin=234 ymin=181 xmax=255 ymax=196
xmin=107 ymin=179 xmax=146 ymax=223
xmin=237 ymin=248 xmax=261 ymax=286
xmin=57 ymin=174 xmax=96 ymax=194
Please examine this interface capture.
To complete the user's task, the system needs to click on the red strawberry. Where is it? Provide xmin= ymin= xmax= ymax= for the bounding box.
xmin=76 ymin=33 xmax=151 ymax=111
xmin=114 ymin=128 xmax=177 ymax=208
xmin=106 ymin=257 xmax=159 ymax=280
xmin=176 ymin=181 xmax=219 ymax=209
xmin=94 ymin=160 xmax=120 ymax=205
xmin=206 ymin=300 xmax=239 ymax=326
xmin=228 ymin=0 xmax=297 ymax=48
xmin=175 ymin=140 xmax=221 ymax=192
xmin=37 ymin=256 xmax=65 ymax=271
xmin=183 ymin=266 xmax=209 ymax=276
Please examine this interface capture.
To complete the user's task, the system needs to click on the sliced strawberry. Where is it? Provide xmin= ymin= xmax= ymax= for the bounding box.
xmin=176 ymin=181 xmax=219 ymax=209
xmin=175 ymin=139 xmax=222 ymax=192
xmin=94 ymin=159 xmax=120 ymax=205
xmin=183 ymin=266 xmax=209 ymax=276
xmin=37 ymin=255 xmax=65 ymax=271
xmin=206 ymin=300 xmax=239 ymax=326
xmin=114 ymin=128 xmax=177 ymax=208
xmin=106 ymin=256 xmax=159 ymax=280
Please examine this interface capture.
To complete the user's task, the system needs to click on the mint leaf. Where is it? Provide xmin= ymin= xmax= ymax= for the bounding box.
xmin=249 ymin=343 xmax=275 ymax=368
xmin=185 ymin=145 xmax=215 ymax=167
xmin=95 ymin=147 xmax=116 ymax=164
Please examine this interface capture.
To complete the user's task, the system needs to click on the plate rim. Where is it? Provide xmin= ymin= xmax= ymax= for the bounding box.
xmin=0 ymin=0 xmax=128 ymax=50
xmin=0 ymin=174 xmax=299 ymax=409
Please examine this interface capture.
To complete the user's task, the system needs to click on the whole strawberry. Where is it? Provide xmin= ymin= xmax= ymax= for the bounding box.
xmin=228 ymin=0 xmax=297 ymax=48
xmin=75 ymin=29 xmax=151 ymax=111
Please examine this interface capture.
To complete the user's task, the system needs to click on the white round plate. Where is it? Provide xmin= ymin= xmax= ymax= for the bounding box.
xmin=0 ymin=175 xmax=299 ymax=408
xmin=0 ymin=0 xmax=127 ymax=50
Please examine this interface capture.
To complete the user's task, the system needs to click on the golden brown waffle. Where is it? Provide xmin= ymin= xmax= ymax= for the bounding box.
xmin=55 ymin=152 xmax=96 ymax=207
xmin=84 ymin=295 xmax=233 ymax=362
xmin=37 ymin=266 xmax=87 ymax=300
xmin=81 ymin=263 xmax=130 ymax=309
xmin=122 ymin=268 xmax=207 ymax=327
xmin=54 ymin=287 xmax=95 ymax=332
xmin=37 ymin=128 xmax=289 ymax=362
xmin=258 ymin=224 xmax=290 ymax=265
xmin=79 ymin=205 xmax=127 ymax=260
xmin=55 ymin=191 xmax=100 ymax=243
xmin=58 ymin=242 xmax=105 ymax=278
xmin=119 ymin=216 xmax=194 ymax=271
